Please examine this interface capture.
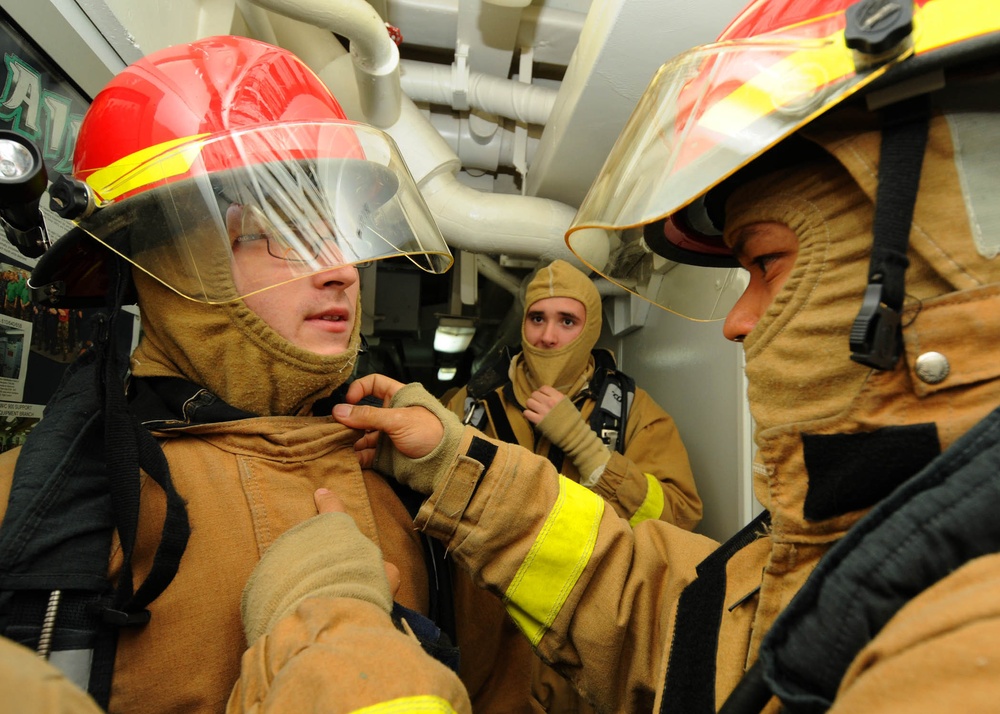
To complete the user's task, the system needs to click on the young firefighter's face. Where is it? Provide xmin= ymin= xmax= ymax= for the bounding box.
xmin=227 ymin=204 xmax=360 ymax=356
xmin=723 ymin=222 xmax=799 ymax=342
xmin=523 ymin=297 xmax=586 ymax=349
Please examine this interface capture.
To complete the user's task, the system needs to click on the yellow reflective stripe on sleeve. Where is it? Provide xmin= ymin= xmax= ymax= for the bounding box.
xmin=628 ymin=472 xmax=665 ymax=527
xmin=351 ymin=695 xmax=459 ymax=713
xmin=504 ymin=476 xmax=605 ymax=647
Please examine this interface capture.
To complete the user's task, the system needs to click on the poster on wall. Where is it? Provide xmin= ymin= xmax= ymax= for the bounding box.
xmin=0 ymin=8 xmax=123 ymax=446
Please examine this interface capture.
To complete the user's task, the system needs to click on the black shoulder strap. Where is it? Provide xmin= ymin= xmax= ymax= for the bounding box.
xmin=478 ymin=384 xmax=566 ymax=469
xmin=466 ymin=344 xmax=519 ymax=401
xmin=0 ymin=350 xmax=118 ymax=702
xmin=590 ymin=346 xmax=617 ymax=374
xmin=588 ymin=349 xmax=636 ymax=455
xmin=660 ymin=510 xmax=771 ymax=714
xmin=484 ymin=387 xmax=518 ymax=445
xmin=0 ymin=260 xmax=190 ymax=709
xmin=385 ymin=478 xmax=457 ymax=647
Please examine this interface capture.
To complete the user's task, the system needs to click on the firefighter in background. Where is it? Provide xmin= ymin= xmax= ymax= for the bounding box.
xmin=448 ymin=260 xmax=701 ymax=531
xmin=0 ymin=36 xmax=537 ymax=713
xmin=308 ymin=0 xmax=1000 ymax=712
xmin=449 ymin=258 xmax=701 ymax=712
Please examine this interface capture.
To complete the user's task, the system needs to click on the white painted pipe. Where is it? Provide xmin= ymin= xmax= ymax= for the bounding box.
xmin=426 ymin=111 xmax=541 ymax=173
xmin=246 ymin=0 xmax=401 ymax=127
xmin=245 ymin=4 xmax=581 ymax=270
xmin=421 ymin=171 xmax=580 ymax=265
xmin=235 ymin=0 xmax=280 ymax=46
xmin=400 ymin=60 xmax=557 ymax=126
xmin=518 ymin=6 xmax=585 ymax=62
xmin=594 ymin=276 xmax=628 ymax=297
xmin=474 ymin=254 xmax=522 ymax=297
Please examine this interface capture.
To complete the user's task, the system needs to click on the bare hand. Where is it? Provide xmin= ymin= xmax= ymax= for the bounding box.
xmin=344 ymin=373 xmax=407 ymax=407
xmin=333 ymin=374 xmax=445 ymax=468
xmin=314 ymin=488 xmax=401 ymax=597
xmin=523 ymin=385 xmax=567 ymax=425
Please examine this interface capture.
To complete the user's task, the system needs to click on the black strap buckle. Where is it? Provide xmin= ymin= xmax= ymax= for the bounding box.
xmin=849 ymin=282 xmax=902 ymax=370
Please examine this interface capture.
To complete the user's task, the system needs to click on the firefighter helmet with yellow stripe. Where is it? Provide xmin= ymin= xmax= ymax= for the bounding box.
xmin=566 ymin=0 xmax=1000 ymax=321
xmin=31 ymin=35 xmax=451 ymax=305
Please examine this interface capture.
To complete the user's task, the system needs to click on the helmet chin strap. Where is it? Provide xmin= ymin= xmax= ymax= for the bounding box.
xmin=849 ymin=94 xmax=930 ymax=370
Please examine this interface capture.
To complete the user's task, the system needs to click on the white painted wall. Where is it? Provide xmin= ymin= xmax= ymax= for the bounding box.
xmin=607 ymin=304 xmax=758 ymax=542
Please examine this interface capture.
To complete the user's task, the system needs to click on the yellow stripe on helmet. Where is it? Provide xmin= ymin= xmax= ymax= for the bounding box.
xmin=504 ymin=476 xmax=605 ymax=647
xmin=915 ymin=0 xmax=1000 ymax=53
xmin=700 ymin=0 xmax=1000 ymax=137
xmin=699 ymin=33 xmax=859 ymax=135
xmin=85 ymin=134 xmax=210 ymax=202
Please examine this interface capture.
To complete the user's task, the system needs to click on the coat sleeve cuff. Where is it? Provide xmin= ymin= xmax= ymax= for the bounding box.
xmin=416 ymin=426 xmax=502 ymax=543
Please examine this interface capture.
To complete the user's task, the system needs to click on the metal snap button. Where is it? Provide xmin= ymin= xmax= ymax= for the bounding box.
xmin=914 ymin=351 xmax=949 ymax=384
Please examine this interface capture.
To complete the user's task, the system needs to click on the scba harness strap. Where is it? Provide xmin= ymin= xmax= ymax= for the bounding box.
xmin=588 ymin=349 xmax=636 ymax=455
xmin=463 ymin=348 xmax=636 ymax=462
xmin=0 ymin=304 xmax=190 ymax=709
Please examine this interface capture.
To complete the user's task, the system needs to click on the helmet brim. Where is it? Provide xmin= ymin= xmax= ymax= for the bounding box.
xmin=29 ymin=225 xmax=123 ymax=307
xmin=32 ymin=132 xmax=454 ymax=306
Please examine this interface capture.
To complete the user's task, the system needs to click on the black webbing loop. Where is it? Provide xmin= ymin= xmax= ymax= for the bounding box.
xmin=718 ymin=660 xmax=774 ymax=714
xmin=849 ymin=95 xmax=930 ymax=370
xmin=587 ymin=355 xmax=634 ymax=456
xmin=88 ymin=619 xmax=118 ymax=709
xmin=660 ymin=510 xmax=771 ymax=714
xmin=98 ymin=259 xmax=190 ymax=620
xmin=387 ymin=478 xmax=457 ymax=646
xmin=484 ymin=388 xmax=518 ymax=445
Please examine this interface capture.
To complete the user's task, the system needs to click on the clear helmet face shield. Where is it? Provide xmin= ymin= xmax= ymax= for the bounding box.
xmin=68 ymin=121 xmax=452 ymax=303
xmin=565 ymin=7 xmax=921 ymax=321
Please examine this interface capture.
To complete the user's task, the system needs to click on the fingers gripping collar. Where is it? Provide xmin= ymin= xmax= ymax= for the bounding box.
xmin=373 ymin=382 xmax=468 ymax=494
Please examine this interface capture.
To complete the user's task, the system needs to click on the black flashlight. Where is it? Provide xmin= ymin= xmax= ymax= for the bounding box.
xmin=0 ymin=130 xmax=50 ymax=258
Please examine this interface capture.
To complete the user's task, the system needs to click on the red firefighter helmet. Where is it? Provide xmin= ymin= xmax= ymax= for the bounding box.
xmin=566 ymin=0 xmax=1000 ymax=320
xmin=32 ymin=35 xmax=451 ymax=305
